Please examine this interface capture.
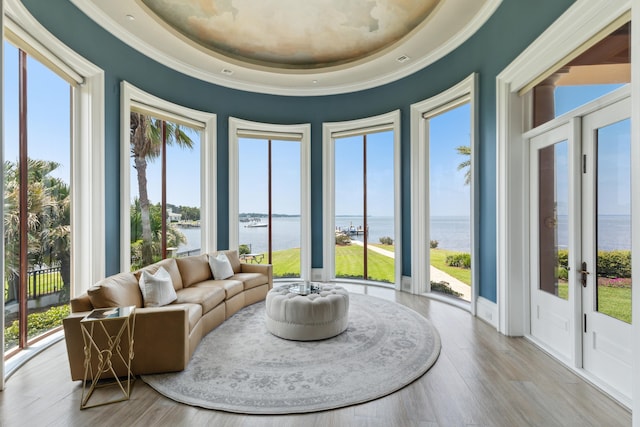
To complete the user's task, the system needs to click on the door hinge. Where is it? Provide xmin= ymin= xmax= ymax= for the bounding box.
xmin=583 ymin=154 xmax=587 ymax=173
xmin=584 ymin=313 xmax=587 ymax=333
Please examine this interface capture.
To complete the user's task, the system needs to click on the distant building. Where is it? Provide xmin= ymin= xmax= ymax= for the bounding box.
xmin=167 ymin=208 xmax=182 ymax=223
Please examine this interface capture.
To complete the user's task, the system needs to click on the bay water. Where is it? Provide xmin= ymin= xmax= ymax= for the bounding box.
xmin=177 ymin=214 xmax=631 ymax=255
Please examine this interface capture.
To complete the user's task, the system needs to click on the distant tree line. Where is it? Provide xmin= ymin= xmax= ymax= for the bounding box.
xmin=167 ymin=203 xmax=200 ymax=221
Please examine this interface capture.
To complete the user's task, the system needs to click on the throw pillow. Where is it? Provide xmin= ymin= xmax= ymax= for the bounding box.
xmin=209 ymin=253 xmax=234 ymax=280
xmin=139 ymin=266 xmax=177 ymax=307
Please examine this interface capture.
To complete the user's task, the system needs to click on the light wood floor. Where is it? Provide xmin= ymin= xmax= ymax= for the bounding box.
xmin=0 ymin=286 xmax=631 ymax=427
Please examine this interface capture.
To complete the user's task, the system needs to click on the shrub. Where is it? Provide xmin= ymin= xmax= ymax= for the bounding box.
xmin=430 ymin=281 xmax=463 ymax=297
xmin=445 ymin=252 xmax=471 ymax=269
xmin=597 ymin=250 xmax=631 ymax=278
xmin=556 ymin=267 xmax=568 ymax=280
xmin=4 ymin=304 xmax=70 ymax=351
xmin=557 ymin=249 xmax=630 ymax=278
xmin=379 ymin=236 xmax=393 ymax=245
xmin=430 ymin=240 xmax=439 ymax=249
xmin=239 ymin=244 xmax=251 ymax=255
xmin=335 ymin=233 xmax=351 ymax=246
xmin=557 ymin=249 xmax=568 ymax=269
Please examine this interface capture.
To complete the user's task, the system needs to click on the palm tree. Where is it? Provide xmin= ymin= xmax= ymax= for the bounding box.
xmin=130 ymin=112 xmax=194 ymax=266
xmin=130 ymin=199 xmax=186 ymax=269
xmin=456 ymin=145 xmax=471 ymax=185
xmin=3 ymin=159 xmax=69 ymax=301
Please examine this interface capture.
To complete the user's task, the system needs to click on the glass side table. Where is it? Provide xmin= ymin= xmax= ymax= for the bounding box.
xmin=80 ymin=305 xmax=136 ymax=409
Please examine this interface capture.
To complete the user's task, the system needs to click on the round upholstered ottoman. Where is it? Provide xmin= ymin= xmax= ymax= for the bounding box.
xmin=265 ymin=284 xmax=349 ymax=341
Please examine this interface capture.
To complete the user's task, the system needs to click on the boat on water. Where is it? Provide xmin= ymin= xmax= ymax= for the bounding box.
xmin=245 ymin=219 xmax=268 ymax=228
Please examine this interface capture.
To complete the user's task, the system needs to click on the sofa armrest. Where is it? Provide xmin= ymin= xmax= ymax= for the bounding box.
xmin=70 ymin=293 xmax=93 ymax=313
xmin=241 ymin=263 xmax=273 ymax=289
xmin=63 ymin=305 xmax=191 ymax=380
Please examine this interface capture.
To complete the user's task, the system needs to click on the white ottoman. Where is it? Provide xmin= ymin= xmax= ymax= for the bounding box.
xmin=265 ymin=284 xmax=349 ymax=341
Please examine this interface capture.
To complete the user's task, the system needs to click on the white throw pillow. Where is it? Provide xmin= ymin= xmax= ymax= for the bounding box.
xmin=209 ymin=253 xmax=234 ymax=280
xmin=139 ymin=266 xmax=177 ymax=307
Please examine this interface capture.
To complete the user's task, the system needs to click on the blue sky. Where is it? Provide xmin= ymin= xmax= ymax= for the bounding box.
xmin=429 ymin=103 xmax=471 ymax=217
xmin=4 ymin=42 xmax=71 ymax=182
xmin=4 ymin=40 xmax=630 ymax=220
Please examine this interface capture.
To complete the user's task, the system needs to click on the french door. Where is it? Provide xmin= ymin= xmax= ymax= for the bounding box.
xmin=529 ymin=94 xmax=632 ymax=401
xmin=581 ymin=98 xmax=632 ymax=399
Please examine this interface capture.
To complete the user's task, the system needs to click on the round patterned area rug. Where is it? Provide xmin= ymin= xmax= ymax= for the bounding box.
xmin=141 ymin=292 xmax=441 ymax=414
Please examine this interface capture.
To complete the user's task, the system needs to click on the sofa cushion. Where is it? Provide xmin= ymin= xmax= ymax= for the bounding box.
xmin=176 ymin=254 xmax=212 ymax=287
xmin=135 ymin=258 xmax=183 ymax=290
xmin=175 ymin=286 xmax=225 ymax=314
xmin=209 ymin=253 xmax=234 ymax=280
xmin=217 ymin=250 xmax=241 ymax=274
xmin=192 ymin=279 xmax=244 ymax=300
xmin=87 ymin=272 xmax=142 ymax=308
xmin=232 ymin=272 xmax=268 ymax=290
xmin=139 ymin=266 xmax=177 ymax=307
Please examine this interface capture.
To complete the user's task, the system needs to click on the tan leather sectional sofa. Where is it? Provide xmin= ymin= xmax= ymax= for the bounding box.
xmin=62 ymin=250 xmax=272 ymax=381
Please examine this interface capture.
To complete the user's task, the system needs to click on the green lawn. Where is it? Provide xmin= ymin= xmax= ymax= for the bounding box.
xmin=4 ymin=271 xmax=63 ymax=300
xmin=599 ymin=285 xmax=632 ymax=323
xmin=268 ymin=245 xmax=395 ymax=283
xmin=556 ymin=282 xmax=630 ymax=323
xmin=270 ymin=247 xmax=630 ymax=323
xmin=334 ymin=245 xmax=395 ymax=283
xmin=429 ymin=249 xmax=471 ymax=285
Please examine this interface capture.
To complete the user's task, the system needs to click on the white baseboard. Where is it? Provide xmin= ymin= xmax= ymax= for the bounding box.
xmin=476 ymin=296 xmax=498 ymax=329
xmin=401 ymin=275 xmax=412 ymax=292
xmin=311 ymin=268 xmax=324 ymax=282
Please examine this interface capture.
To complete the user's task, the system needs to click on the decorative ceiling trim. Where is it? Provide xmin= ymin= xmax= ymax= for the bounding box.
xmin=69 ymin=0 xmax=501 ymax=96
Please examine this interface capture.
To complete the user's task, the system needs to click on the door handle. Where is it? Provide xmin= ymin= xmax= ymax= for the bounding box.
xmin=580 ymin=261 xmax=590 ymax=287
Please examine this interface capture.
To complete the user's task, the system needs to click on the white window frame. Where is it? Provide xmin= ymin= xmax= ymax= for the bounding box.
xmin=120 ymin=82 xmax=217 ymax=270
xmin=2 ymin=0 xmax=105 ymax=381
xmin=228 ymin=117 xmax=311 ymax=281
xmin=410 ymin=73 xmax=478 ymax=312
xmin=322 ymin=110 xmax=401 ymax=287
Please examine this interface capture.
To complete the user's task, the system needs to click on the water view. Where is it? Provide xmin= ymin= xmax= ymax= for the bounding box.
xmin=178 ymin=215 xmax=474 ymax=255
xmin=177 ymin=214 xmax=632 ymax=255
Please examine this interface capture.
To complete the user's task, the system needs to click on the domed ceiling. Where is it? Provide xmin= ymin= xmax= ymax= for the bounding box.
xmin=140 ymin=0 xmax=440 ymax=69
xmin=71 ymin=0 xmax=501 ymax=95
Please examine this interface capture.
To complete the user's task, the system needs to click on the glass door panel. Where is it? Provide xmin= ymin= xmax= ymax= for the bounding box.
xmin=595 ymin=119 xmax=631 ymax=323
xmin=538 ymin=141 xmax=570 ymax=300
xmin=581 ymin=97 xmax=632 ymax=400
xmin=529 ymin=123 xmax=573 ymax=361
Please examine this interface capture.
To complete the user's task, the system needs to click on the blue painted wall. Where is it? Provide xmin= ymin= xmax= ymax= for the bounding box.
xmin=22 ymin=0 xmax=574 ymax=302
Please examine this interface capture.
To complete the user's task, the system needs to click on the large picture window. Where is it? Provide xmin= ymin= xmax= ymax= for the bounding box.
xmin=323 ymin=111 xmax=401 ymax=286
xmin=3 ymin=41 xmax=73 ymax=354
xmin=121 ymin=82 xmax=217 ymax=271
xmin=229 ymin=118 xmax=311 ymax=282
xmin=2 ymin=8 xmax=105 ymax=375
xmin=129 ymin=112 xmax=201 ymax=268
xmin=411 ymin=74 xmax=477 ymax=305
